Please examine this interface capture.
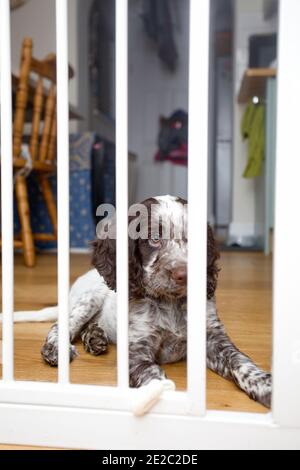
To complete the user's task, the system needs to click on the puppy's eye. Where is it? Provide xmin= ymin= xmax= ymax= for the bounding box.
xmin=149 ymin=235 xmax=161 ymax=248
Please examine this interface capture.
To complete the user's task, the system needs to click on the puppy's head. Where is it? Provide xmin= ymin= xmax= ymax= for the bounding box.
xmin=92 ymin=195 xmax=219 ymax=300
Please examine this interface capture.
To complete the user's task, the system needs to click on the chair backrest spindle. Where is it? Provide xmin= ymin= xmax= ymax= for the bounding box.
xmin=29 ymin=76 xmax=44 ymax=162
xmin=13 ymin=37 xmax=32 ymax=158
xmin=39 ymin=84 xmax=56 ymax=162
xmin=12 ymin=38 xmax=71 ymax=166
xmin=47 ymin=113 xmax=57 ymax=162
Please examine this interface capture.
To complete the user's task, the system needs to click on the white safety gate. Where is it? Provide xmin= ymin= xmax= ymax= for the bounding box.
xmin=0 ymin=0 xmax=299 ymax=450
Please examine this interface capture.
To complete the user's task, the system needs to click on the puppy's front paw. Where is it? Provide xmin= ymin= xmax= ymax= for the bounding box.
xmin=41 ymin=342 xmax=78 ymax=367
xmin=232 ymin=365 xmax=272 ymax=409
xmin=251 ymin=372 xmax=272 ymax=409
xmin=41 ymin=342 xmax=58 ymax=367
xmin=81 ymin=324 xmax=108 ymax=356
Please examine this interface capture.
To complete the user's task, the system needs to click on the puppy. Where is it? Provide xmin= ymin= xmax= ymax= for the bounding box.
xmin=39 ymin=196 xmax=272 ymax=407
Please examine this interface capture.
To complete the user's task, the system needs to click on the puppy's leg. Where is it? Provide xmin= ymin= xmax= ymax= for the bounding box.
xmin=80 ymin=288 xmax=116 ymax=355
xmin=129 ymin=337 xmax=166 ymax=387
xmin=206 ymin=300 xmax=272 ymax=408
xmin=41 ymin=289 xmax=107 ymax=366
xmin=128 ymin=316 xmax=166 ymax=387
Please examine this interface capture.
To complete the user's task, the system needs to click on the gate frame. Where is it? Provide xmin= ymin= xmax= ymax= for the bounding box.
xmin=0 ymin=0 xmax=300 ymax=450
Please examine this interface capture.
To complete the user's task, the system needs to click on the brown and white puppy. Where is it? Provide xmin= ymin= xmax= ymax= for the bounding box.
xmin=40 ymin=195 xmax=272 ymax=408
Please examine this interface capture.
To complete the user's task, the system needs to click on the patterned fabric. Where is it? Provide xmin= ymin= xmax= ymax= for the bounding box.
xmin=69 ymin=169 xmax=95 ymax=249
xmin=13 ymin=132 xmax=97 ymax=250
xmin=69 ymin=133 xmax=95 ymax=171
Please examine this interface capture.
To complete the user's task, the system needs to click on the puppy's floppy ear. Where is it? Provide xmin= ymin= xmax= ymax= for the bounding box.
xmin=91 ymin=237 xmax=116 ymax=290
xmin=128 ymin=209 xmax=145 ymax=298
xmin=92 ymin=228 xmax=143 ymax=297
xmin=91 ymin=212 xmax=143 ymax=295
xmin=207 ymin=224 xmax=220 ymax=300
xmin=128 ymin=237 xmax=144 ymax=298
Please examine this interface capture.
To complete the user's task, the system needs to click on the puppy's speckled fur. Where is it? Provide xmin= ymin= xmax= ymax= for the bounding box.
xmin=41 ymin=195 xmax=271 ymax=408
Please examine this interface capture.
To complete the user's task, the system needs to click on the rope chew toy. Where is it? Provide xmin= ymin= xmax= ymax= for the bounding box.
xmin=133 ymin=379 xmax=176 ymax=417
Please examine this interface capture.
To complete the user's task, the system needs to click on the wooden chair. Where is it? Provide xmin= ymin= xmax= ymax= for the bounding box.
xmin=7 ymin=38 xmax=73 ymax=267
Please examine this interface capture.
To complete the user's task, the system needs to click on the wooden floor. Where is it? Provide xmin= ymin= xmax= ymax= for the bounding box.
xmin=0 ymin=251 xmax=273 ymax=448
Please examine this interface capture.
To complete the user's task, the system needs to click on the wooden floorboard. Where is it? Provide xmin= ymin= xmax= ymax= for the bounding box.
xmin=0 ymin=251 xmax=273 ymax=451
xmin=0 ymin=444 xmax=59 ymax=451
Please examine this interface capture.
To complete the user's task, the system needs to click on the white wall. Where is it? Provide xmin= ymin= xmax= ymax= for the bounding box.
xmin=11 ymin=0 xmax=79 ymax=125
xmin=128 ymin=0 xmax=189 ymax=201
xmin=230 ymin=0 xmax=277 ymax=240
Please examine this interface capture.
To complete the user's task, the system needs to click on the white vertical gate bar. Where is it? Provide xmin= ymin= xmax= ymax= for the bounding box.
xmin=187 ymin=0 xmax=210 ymax=415
xmin=272 ymin=0 xmax=300 ymax=427
xmin=116 ymin=0 xmax=129 ymax=388
xmin=56 ymin=0 xmax=70 ymax=384
xmin=0 ymin=0 xmax=14 ymax=382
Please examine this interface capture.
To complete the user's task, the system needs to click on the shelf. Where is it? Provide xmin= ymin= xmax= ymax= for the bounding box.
xmin=238 ymin=68 xmax=277 ymax=104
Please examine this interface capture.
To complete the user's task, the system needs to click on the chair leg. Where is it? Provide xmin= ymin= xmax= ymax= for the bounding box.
xmin=38 ymin=175 xmax=57 ymax=237
xmin=15 ymin=175 xmax=36 ymax=267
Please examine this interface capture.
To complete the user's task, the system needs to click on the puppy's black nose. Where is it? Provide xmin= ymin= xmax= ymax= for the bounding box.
xmin=171 ymin=266 xmax=187 ymax=285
